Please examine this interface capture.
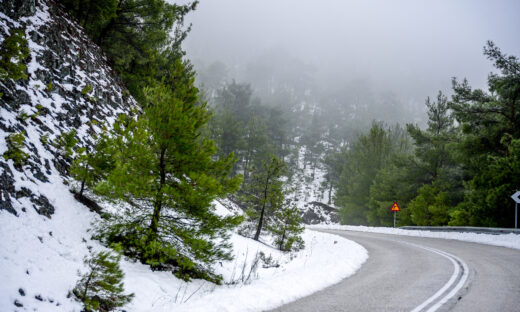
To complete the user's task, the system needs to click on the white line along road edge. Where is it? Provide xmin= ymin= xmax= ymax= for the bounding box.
xmin=404 ymin=241 xmax=469 ymax=312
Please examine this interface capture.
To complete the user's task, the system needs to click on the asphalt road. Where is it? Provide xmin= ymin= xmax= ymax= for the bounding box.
xmin=270 ymin=230 xmax=520 ymax=312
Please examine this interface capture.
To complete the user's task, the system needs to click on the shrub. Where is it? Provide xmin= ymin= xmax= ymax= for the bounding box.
xmin=3 ymin=132 xmax=28 ymax=167
xmin=72 ymin=249 xmax=134 ymax=311
xmin=0 ymin=29 xmax=29 ymax=81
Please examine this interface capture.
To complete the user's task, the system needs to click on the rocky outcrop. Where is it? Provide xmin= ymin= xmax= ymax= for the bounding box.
xmin=301 ymin=201 xmax=340 ymax=224
xmin=0 ymin=0 xmax=137 ymax=217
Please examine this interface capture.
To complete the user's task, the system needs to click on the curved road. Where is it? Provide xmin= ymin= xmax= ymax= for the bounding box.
xmin=271 ymin=230 xmax=520 ymax=312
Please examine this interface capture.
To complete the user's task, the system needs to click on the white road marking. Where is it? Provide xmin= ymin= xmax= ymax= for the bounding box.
xmin=404 ymin=242 xmax=469 ymax=312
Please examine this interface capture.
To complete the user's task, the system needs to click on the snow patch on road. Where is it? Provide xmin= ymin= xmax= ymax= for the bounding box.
xmin=310 ymin=224 xmax=520 ymax=250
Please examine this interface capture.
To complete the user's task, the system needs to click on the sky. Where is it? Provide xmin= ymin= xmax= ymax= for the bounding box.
xmin=182 ymin=0 xmax=520 ymax=103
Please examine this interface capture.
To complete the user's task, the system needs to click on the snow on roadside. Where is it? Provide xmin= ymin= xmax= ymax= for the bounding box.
xmin=1 ymin=190 xmax=367 ymax=312
xmin=126 ymin=229 xmax=367 ymax=312
xmin=309 ymin=224 xmax=520 ymax=250
xmin=122 ymin=201 xmax=367 ymax=312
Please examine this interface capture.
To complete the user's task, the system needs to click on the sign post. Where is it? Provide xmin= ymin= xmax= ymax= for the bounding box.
xmin=390 ymin=201 xmax=401 ymax=228
xmin=511 ymin=191 xmax=520 ymax=229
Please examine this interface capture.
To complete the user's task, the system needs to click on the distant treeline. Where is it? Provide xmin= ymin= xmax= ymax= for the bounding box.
xmin=328 ymin=42 xmax=520 ymax=228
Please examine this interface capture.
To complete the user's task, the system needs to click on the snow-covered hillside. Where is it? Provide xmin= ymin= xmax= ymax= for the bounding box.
xmin=0 ymin=1 xmax=365 ymax=311
xmin=287 ymin=146 xmax=340 ymax=224
xmin=0 ymin=0 xmax=136 ymax=218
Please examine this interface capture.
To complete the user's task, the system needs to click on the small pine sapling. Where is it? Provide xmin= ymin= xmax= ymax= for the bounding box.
xmin=3 ymin=132 xmax=28 ymax=168
xmin=53 ymin=129 xmax=78 ymax=159
xmin=0 ymin=29 xmax=30 ymax=82
xmin=72 ymin=249 xmax=134 ymax=311
xmin=268 ymin=205 xmax=305 ymax=251
xmin=70 ymin=132 xmax=113 ymax=197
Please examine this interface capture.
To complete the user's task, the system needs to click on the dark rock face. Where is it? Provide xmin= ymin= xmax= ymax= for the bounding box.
xmin=31 ymin=194 xmax=55 ymax=217
xmin=0 ymin=163 xmax=17 ymax=215
xmin=3 ymin=0 xmax=36 ymax=18
xmin=301 ymin=201 xmax=340 ymax=225
xmin=0 ymin=0 xmax=137 ymax=218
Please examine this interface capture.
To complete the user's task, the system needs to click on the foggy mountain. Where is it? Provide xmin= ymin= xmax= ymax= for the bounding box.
xmin=183 ymin=0 xmax=520 ymax=125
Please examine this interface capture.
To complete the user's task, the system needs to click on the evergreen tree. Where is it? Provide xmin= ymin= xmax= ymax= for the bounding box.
xmin=322 ymin=151 xmax=343 ymax=205
xmin=449 ymin=41 xmax=520 ymax=227
xmin=72 ymin=249 xmax=134 ymax=312
xmin=0 ymin=29 xmax=30 ymax=82
xmin=70 ymin=129 xmax=113 ymax=197
xmin=95 ymin=59 xmax=242 ymax=282
xmin=61 ymin=0 xmax=197 ymax=102
xmin=242 ymin=116 xmax=270 ymax=180
xmin=267 ymin=205 xmax=304 ymax=251
xmin=242 ymin=155 xmax=287 ymax=241
xmin=406 ymin=92 xmax=462 ymax=225
xmin=3 ymin=132 xmax=28 ymax=168
xmin=335 ymin=122 xmax=394 ymax=225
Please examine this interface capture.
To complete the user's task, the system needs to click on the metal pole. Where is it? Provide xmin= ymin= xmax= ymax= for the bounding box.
xmin=394 ymin=211 xmax=396 ymax=228
xmin=516 ymin=202 xmax=518 ymax=229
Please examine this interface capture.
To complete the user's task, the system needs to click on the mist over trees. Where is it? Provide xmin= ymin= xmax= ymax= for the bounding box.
xmin=196 ymin=40 xmax=520 ymax=229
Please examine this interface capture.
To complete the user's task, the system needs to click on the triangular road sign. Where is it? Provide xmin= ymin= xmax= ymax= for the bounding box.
xmin=390 ymin=201 xmax=401 ymax=212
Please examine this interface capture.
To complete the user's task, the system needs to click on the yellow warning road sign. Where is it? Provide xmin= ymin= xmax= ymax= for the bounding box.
xmin=390 ymin=201 xmax=401 ymax=212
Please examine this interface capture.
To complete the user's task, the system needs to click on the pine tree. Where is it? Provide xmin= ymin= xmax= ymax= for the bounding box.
xmin=70 ymin=129 xmax=113 ymax=197
xmin=406 ymin=92 xmax=462 ymax=225
xmin=268 ymin=205 xmax=304 ymax=251
xmin=449 ymin=41 xmax=520 ymax=227
xmin=3 ymin=132 xmax=28 ymax=168
xmin=95 ymin=59 xmax=242 ymax=282
xmin=336 ymin=122 xmax=394 ymax=225
xmin=0 ymin=29 xmax=30 ymax=82
xmin=72 ymin=249 xmax=134 ymax=312
xmin=242 ymin=155 xmax=287 ymax=241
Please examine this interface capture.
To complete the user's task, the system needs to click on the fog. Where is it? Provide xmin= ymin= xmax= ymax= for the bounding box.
xmin=182 ymin=0 xmax=520 ymax=123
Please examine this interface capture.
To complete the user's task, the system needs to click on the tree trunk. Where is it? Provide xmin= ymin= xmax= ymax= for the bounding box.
xmin=328 ymin=181 xmax=333 ymax=205
xmin=254 ymin=176 xmax=270 ymax=241
xmin=79 ymin=179 xmax=85 ymax=197
xmin=279 ymin=228 xmax=286 ymax=251
xmin=96 ymin=0 xmax=122 ymax=44
xmin=149 ymin=148 xmax=166 ymax=238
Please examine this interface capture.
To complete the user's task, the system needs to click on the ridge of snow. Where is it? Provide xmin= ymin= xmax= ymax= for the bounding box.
xmin=310 ymin=224 xmax=520 ymax=250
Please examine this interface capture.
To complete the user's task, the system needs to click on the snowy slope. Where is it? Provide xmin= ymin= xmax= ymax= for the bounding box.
xmin=287 ymin=146 xmax=339 ymax=224
xmin=1 ymin=194 xmax=367 ymax=311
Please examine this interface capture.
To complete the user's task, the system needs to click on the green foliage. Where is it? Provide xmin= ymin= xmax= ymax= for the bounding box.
xmin=70 ymin=132 xmax=114 ymax=196
xmin=72 ymin=249 xmax=134 ymax=311
xmin=449 ymin=41 xmax=520 ymax=227
xmin=241 ymin=155 xmax=287 ymax=241
xmin=0 ymin=29 xmax=29 ymax=82
xmin=408 ymin=183 xmax=452 ymax=226
xmin=53 ymin=129 xmax=78 ymax=159
xmin=17 ymin=110 xmax=29 ymax=121
xmin=368 ymin=154 xmax=418 ymax=226
xmin=267 ymin=205 xmax=304 ymax=251
xmin=3 ymin=132 xmax=28 ymax=168
xmin=336 ymin=122 xmax=403 ymax=225
xmin=81 ymin=83 xmax=93 ymax=95
xmin=40 ymin=133 xmax=49 ymax=146
xmin=207 ymin=81 xmax=289 ymax=180
xmin=61 ymin=0 xmax=197 ymax=103
xmin=46 ymin=82 xmax=53 ymax=92
xmin=448 ymin=206 xmax=470 ymax=226
xmin=405 ymin=91 xmax=463 ymax=226
xmin=94 ymin=59 xmax=243 ymax=282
